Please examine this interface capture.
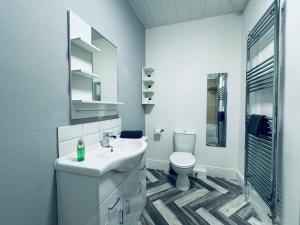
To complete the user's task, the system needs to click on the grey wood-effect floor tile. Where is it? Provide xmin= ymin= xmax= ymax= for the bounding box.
xmin=181 ymin=206 xmax=205 ymax=225
xmin=218 ymin=195 xmax=248 ymax=217
xmin=146 ymin=170 xmax=159 ymax=183
xmin=207 ymin=177 xmax=243 ymax=194
xmin=203 ymin=192 xmax=239 ymax=212
xmin=153 ymin=199 xmax=183 ymax=225
xmin=196 ymin=207 xmax=224 ymax=225
xmin=248 ymin=217 xmax=263 ymax=225
xmin=163 ymin=188 xmax=196 ymax=205
xmin=167 ymin=203 xmax=198 ymax=225
xmin=141 ymin=210 xmax=156 ymax=225
xmin=175 ymin=188 xmax=210 ymax=207
xmin=188 ymin=190 xmax=224 ymax=209
xmin=212 ymin=211 xmax=239 ymax=225
xmin=235 ymin=203 xmax=258 ymax=221
xmin=182 ymin=205 xmax=211 ymax=225
xmin=145 ymin=199 xmax=169 ymax=225
xmin=203 ymin=178 xmax=229 ymax=194
xmin=148 ymin=187 xmax=179 ymax=202
xmin=146 ymin=183 xmax=173 ymax=197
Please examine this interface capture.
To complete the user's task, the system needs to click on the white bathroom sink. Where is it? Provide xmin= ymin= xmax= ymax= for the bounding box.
xmin=54 ymin=138 xmax=147 ymax=177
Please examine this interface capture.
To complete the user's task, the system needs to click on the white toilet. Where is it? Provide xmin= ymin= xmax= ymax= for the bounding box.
xmin=170 ymin=130 xmax=196 ymax=191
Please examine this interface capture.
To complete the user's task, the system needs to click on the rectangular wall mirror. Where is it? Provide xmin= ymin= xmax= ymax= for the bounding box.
xmin=206 ymin=73 xmax=227 ymax=147
xmin=91 ymin=29 xmax=117 ymax=102
xmin=68 ymin=11 xmax=121 ymax=119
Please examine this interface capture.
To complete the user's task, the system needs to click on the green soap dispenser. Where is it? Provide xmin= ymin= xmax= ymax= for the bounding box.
xmin=77 ymin=138 xmax=85 ymax=162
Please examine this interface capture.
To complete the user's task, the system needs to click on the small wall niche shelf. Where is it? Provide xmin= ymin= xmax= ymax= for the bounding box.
xmin=142 ymin=67 xmax=155 ymax=105
xmin=143 ymin=90 xmax=155 ymax=94
xmin=143 ymin=67 xmax=154 ymax=75
xmin=142 ymin=101 xmax=155 ymax=105
xmin=71 ymin=69 xmax=101 ymax=79
xmin=143 ymin=79 xmax=155 ymax=84
xmin=71 ymin=37 xmax=100 ymax=53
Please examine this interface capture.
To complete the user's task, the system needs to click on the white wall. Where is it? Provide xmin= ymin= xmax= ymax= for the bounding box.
xmin=281 ymin=0 xmax=300 ymax=224
xmin=145 ymin=14 xmax=243 ymax=173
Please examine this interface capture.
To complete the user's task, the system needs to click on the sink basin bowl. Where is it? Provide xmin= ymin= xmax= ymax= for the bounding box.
xmin=54 ymin=137 xmax=147 ymax=177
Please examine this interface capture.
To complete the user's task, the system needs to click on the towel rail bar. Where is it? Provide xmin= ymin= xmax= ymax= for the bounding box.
xmin=247 ymin=3 xmax=275 ymax=39
xmin=246 ymin=56 xmax=274 ymax=74
xmin=247 ymin=64 xmax=274 ymax=79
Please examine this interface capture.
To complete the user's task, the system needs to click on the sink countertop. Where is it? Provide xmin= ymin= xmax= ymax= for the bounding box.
xmin=54 ymin=137 xmax=147 ymax=177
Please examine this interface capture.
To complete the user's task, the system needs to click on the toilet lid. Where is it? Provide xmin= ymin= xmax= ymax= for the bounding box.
xmin=170 ymin=152 xmax=195 ymax=168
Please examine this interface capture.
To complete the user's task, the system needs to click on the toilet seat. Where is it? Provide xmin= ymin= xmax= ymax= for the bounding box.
xmin=170 ymin=152 xmax=196 ymax=168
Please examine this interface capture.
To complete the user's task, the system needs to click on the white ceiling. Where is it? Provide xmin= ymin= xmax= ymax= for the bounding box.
xmin=128 ymin=0 xmax=248 ymax=28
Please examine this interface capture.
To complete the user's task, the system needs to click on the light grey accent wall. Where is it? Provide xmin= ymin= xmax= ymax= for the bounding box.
xmin=0 ymin=1 xmax=145 ymax=225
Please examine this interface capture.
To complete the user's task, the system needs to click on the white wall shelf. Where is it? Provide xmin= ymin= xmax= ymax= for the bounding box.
xmin=142 ymin=101 xmax=155 ymax=105
xmin=71 ymin=69 xmax=101 ymax=79
xmin=143 ymin=67 xmax=154 ymax=75
xmin=142 ymin=79 xmax=155 ymax=84
xmin=72 ymin=100 xmax=124 ymax=105
xmin=71 ymin=37 xmax=101 ymax=53
xmin=143 ymin=90 xmax=155 ymax=94
xmin=142 ymin=67 xmax=155 ymax=105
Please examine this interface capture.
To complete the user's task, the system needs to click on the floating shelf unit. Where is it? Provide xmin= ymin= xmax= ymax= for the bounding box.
xmin=68 ymin=11 xmax=122 ymax=119
xmin=142 ymin=67 xmax=155 ymax=105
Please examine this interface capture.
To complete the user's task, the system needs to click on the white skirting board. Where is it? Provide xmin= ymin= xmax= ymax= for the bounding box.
xmin=146 ymin=159 xmax=170 ymax=171
xmin=146 ymin=159 xmax=243 ymax=183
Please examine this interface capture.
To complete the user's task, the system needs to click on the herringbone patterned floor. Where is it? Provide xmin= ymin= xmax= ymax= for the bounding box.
xmin=139 ymin=169 xmax=263 ymax=225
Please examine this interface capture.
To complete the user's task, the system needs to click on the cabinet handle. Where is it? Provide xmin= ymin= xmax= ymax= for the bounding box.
xmin=125 ymin=200 xmax=130 ymax=214
xmin=139 ymin=182 xmax=142 ymax=193
xmin=108 ymin=197 xmax=120 ymax=210
xmin=119 ymin=210 xmax=124 ymax=224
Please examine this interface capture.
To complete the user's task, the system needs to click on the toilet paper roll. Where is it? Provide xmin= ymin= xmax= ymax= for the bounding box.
xmin=154 ymin=129 xmax=164 ymax=134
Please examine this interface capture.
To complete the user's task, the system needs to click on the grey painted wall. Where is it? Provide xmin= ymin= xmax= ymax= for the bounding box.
xmin=0 ymin=1 xmax=145 ymax=225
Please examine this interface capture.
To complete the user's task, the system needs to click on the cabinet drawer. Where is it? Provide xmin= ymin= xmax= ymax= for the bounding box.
xmin=98 ymin=186 xmax=124 ymax=225
xmin=98 ymin=170 xmax=129 ymax=204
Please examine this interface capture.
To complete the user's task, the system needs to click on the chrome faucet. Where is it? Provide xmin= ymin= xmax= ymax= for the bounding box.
xmin=100 ymin=132 xmax=116 ymax=147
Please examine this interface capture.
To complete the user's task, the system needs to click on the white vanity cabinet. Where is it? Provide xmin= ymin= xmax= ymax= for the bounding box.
xmin=56 ymin=155 xmax=146 ymax=225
